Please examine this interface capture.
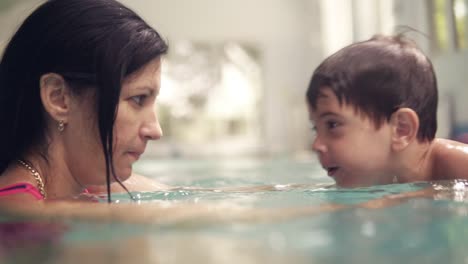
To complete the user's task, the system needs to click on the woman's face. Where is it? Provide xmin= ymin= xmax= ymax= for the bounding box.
xmin=112 ymin=58 xmax=163 ymax=180
xmin=65 ymin=58 xmax=162 ymax=186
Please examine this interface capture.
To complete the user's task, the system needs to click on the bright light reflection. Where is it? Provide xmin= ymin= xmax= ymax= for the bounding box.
xmin=206 ymin=63 xmax=255 ymax=118
xmin=447 ymin=144 xmax=468 ymax=154
xmin=455 ymin=0 xmax=466 ymax=18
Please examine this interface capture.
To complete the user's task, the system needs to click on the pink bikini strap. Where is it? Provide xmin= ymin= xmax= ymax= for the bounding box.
xmin=0 ymin=183 xmax=44 ymax=200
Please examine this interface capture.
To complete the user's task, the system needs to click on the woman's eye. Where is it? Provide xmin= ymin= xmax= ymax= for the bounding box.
xmin=131 ymin=95 xmax=146 ymax=106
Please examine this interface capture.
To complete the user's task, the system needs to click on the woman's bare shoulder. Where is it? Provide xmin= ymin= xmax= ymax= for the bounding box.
xmin=0 ymin=192 xmax=41 ymax=207
xmin=86 ymin=173 xmax=170 ymax=194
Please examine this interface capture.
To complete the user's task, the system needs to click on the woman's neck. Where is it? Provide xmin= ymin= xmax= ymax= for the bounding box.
xmin=22 ymin=150 xmax=86 ymax=199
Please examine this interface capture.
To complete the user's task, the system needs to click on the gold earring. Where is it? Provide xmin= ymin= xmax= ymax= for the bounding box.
xmin=58 ymin=120 xmax=65 ymax=132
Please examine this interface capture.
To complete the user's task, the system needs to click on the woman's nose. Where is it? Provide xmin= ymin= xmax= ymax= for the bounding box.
xmin=141 ymin=113 xmax=163 ymax=140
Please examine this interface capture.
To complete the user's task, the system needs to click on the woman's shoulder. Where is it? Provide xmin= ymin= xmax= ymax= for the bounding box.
xmin=86 ymin=173 xmax=169 ymax=194
xmin=0 ymin=182 xmax=44 ymax=205
xmin=0 ymin=182 xmax=44 ymax=200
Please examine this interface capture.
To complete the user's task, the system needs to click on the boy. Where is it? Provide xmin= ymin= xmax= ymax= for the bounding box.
xmin=306 ymin=35 xmax=468 ymax=188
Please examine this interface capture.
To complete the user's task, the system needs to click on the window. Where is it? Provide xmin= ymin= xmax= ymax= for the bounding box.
xmin=432 ymin=0 xmax=450 ymax=52
xmin=155 ymin=42 xmax=263 ymax=155
xmin=454 ymin=0 xmax=467 ymax=49
xmin=430 ymin=0 xmax=467 ymax=52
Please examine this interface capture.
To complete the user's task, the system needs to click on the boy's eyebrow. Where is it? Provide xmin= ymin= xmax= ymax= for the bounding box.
xmin=319 ymin=111 xmax=340 ymax=118
xmin=317 ymin=92 xmax=329 ymax=98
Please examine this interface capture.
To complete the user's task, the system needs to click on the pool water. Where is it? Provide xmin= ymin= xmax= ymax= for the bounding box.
xmin=2 ymin=157 xmax=468 ymax=264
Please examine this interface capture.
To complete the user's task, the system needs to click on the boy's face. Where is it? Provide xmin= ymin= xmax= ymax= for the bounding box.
xmin=308 ymin=87 xmax=395 ymax=187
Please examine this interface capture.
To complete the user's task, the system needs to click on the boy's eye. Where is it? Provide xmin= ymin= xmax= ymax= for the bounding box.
xmin=326 ymin=121 xmax=339 ymax=129
xmin=131 ymin=95 xmax=146 ymax=106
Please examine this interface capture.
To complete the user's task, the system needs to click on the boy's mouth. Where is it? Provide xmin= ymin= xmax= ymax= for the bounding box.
xmin=326 ymin=166 xmax=340 ymax=177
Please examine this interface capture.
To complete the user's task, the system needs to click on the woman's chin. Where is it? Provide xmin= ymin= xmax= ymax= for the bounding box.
xmin=115 ymin=169 xmax=132 ymax=182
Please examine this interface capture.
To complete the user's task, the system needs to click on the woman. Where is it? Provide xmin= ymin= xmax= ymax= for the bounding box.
xmin=0 ymin=0 xmax=168 ymax=203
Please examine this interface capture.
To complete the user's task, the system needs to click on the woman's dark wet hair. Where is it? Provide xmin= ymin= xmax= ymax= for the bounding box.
xmin=0 ymin=0 xmax=168 ymax=202
xmin=306 ymin=34 xmax=438 ymax=142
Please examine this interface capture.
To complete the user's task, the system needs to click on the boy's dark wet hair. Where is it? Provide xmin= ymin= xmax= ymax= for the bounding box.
xmin=0 ymin=0 xmax=168 ymax=202
xmin=306 ymin=35 xmax=438 ymax=142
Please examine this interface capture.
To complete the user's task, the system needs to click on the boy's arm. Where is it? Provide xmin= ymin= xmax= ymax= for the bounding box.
xmin=356 ymin=187 xmax=437 ymax=209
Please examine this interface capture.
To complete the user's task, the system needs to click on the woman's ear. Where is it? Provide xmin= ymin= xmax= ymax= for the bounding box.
xmin=389 ymin=108 xmax=420 ymax=151
xmin=39 ymin=73 xmax=71 ymax=123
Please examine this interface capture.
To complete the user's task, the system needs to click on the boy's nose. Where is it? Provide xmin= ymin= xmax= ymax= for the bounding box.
xmin=311 ymin=136 xmax=327 ymax=153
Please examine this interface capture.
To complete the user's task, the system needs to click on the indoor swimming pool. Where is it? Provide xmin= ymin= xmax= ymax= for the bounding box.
xmin=2 ymin=156 xmax=468 ymax=264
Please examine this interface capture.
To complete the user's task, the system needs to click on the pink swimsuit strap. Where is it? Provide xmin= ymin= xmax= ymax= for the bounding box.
xmin=0 ymin=183 xmax=44 ymax=200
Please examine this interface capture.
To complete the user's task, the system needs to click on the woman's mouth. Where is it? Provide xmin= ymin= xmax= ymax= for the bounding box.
xmin=127 ymin=151 xmax=142 ymax=161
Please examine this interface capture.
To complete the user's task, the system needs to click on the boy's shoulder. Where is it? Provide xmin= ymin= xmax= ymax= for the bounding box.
xmin=432 ymin=138 xmax=468 ymax=180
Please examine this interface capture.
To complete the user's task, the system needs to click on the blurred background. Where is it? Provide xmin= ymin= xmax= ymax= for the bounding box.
xmin=0 ymin=0 xmax=467 ymax=159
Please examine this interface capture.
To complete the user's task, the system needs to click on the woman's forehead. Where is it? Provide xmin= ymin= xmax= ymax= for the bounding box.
xmin=121 ymin=58 xmax=161 ymax=92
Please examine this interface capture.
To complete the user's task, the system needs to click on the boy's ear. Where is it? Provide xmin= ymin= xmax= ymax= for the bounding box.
xmin=39 ymin=73 xmax=71 ymax=124
xmin=389 ymin=108 xmax=419 ymax=151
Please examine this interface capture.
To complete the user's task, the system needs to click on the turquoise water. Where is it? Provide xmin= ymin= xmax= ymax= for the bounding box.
xmin=2 ymin=157 xmax=468 ymax=263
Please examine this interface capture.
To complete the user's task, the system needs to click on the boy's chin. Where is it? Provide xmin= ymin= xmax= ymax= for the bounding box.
xmin=334 ymin=177 xmax=370 ymax=188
